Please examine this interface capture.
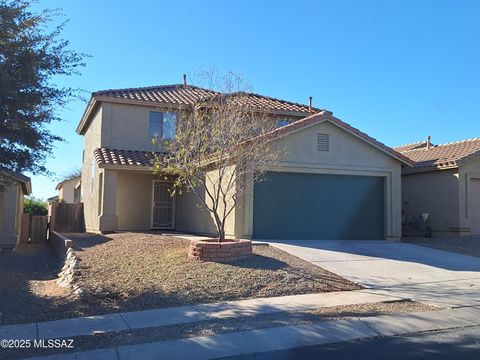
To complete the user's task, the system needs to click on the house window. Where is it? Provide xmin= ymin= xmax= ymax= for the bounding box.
xmin=276 ymin=119 xmax=290 ymax=128
xmin=149 ymin=111 xmax=177 ymax=139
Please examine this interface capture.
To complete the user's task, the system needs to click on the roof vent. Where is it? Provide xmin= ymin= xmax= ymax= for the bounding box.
xmin=317 ymin=133 xmax=329 ymax=151
xmin=309 ymin=96 xmax=313 ymax=112
xmin=183 ymin=74 xmax=187 ymax=86
xmin=426 ymin=135 xmax=431 ymax=150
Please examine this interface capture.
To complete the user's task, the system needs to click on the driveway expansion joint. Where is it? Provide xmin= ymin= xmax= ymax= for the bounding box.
xmin=118 ymin=313 xmax=132 ymax=331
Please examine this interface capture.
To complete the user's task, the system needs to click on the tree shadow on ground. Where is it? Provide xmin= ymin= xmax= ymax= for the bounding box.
xmin=227 ymin=254 xmax=288 ymax=271
xmin=63 ymin=233 xmax=113 ymax=251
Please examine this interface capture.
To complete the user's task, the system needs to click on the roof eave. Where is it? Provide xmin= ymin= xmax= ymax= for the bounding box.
xmin=77 ymin=96 xmax=195 ymax=135
xmin=402 ymin=164 xmax=459 ymax=174
xmin=456 ymin=150 xmax=480 ymax=167
xmin=78 ymin=94 xmax=316 ymax=135
xmin=0 ymin=168 xmax=31 ymax=195
xmin=327 ymin=118 xmax=415 ymax=167
xmin=23 ymin=181 xmax=32 ymax=196
xmin=262 ymin=111 xmax=413 ymax=166
xmin=97 ymin=163 xmax=153 ymax=172
xmin=76 ymin=97 xmax=97 ymax=135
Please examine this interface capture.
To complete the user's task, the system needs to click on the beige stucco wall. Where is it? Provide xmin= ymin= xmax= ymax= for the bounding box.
xmin=80 ymin=103 xmax=403 ymax=239
xmin=163 ymin=120 xmax=404 ymax=240
xmin=458 ymin=157 xmax=480 ymax=235
xmin=175 ymin=166 xmax=238 ymax=237
xmin=101 ymin=102 xmax=169 ymax=152
xmin=239 ymin=120 xmax=404 ymax=240
xmin=58 ymin=177 xmax=79 ymax=203
xmin=82 ymin=106 xmax=102 ymax=232
xmin=402 ymin=169 xmax=460 ymax=236
xmin=175 ymin=185 xmax=218 ymax=236
xmin=99 ymin=102 xmax=303 ymax=153
xmin=79 ymin=100 xmax=306 ymax=233
xmin=0 ymin=182 xmax=24 ymax=247
xmin=116 ymin=171 xmax=154 ymax=230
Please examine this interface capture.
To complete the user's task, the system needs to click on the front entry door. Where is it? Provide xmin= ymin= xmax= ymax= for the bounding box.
xmin=152 ymin=181 xmax=175 ymax=229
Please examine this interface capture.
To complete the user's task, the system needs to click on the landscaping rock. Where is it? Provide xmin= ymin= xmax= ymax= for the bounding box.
xmin=56 ymin=247 xmax=81 ymax=290
xmin=73 ymin=288 xmax=83 ymax=295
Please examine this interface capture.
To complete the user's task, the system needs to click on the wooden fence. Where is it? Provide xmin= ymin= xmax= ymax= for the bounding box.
xmin=19 ymin=202 xmax=85 ymax=245
xmin=48 ymin=202 xmax=85 ymax=233
xmin=19 ymin=214 xmax=48 ymax=243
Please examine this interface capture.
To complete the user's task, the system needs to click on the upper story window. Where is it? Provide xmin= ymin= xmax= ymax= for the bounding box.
xmin=149 ymin=111 xmax=177 ymax=140
xmin=276 ymin=118 xmax=290 ymax=128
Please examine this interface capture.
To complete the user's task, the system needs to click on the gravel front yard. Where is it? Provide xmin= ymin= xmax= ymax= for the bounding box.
xmin=402 ymin=236 xmax=480 ymax=257
xmin=0 ymin=232 xmax=360 ymax=325
xmin=71 ymin=232 xmax=361 ymax=314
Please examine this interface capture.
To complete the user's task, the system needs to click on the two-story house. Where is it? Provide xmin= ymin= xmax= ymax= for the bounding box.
xmin=76 ymin=83 xmax=412 ymax=240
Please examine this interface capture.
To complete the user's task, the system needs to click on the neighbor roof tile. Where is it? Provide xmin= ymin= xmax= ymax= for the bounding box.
xmin=398 ymin=138 xmax=480 ymax=171
xmin=394 ymin=141 xmax=430 ymax=153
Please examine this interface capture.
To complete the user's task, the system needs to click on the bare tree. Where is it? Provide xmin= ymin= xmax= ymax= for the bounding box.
xmin=152 ymin=72 xmax=282 ymax=241
xmin=59 ymin=167 xmax=82 ymax=182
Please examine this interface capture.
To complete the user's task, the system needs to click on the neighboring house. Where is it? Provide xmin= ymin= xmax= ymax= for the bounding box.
xmin=76 ymin=84 xmax=412 ymax=240
xmin=395 ymin=137 xmax=480 ymax=237
xmin=0 ymin=168 xmax=31 ymax=247
xmin=55 ymin=176 xmax=81 ymax=203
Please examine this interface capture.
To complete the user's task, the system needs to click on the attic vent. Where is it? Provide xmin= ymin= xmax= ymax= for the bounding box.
xmin=317 ymin=133 xmax=329 ymax=151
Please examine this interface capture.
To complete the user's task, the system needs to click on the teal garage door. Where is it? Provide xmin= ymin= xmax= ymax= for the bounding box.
xmin=253 ymin=172 xmax=385 ymax=240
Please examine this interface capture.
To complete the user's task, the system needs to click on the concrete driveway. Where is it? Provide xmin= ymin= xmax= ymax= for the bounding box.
xmin=267 ymin=240 xmax=480 ymax=308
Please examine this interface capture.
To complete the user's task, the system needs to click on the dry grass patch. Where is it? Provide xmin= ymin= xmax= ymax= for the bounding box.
xmin=0 ymin=232 xmax=362 ymax=325
xmin=71 ymin=232 xmax=360 ymax=314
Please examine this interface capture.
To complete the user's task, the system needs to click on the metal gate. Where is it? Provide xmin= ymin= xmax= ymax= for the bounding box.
xmin=151 ymin=181 xmax=175 ymax=229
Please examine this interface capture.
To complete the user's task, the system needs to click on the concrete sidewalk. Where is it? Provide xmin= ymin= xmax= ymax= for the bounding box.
xmin=23 ymin=306 xmax=480 ymax=360
xmin=0 ymin=290 xmax=401 ymax=342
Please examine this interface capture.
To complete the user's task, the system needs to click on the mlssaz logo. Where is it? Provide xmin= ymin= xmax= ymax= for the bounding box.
xmin=34 ymin=339 xmax=74 ymax=349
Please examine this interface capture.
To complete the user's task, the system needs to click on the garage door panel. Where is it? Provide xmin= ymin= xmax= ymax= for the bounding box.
xmin=253 ymin=172 xmax=385 ymax=240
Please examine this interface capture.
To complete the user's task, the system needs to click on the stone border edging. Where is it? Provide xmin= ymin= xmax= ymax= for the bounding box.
xmin=50 ymin=231 xmax=83 ymax=295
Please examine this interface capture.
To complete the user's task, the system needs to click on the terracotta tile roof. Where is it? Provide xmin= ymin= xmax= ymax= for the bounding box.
xmin=206 ymin=92 xmax=320 ymax=114
xmin=93 ymin=85 xmax=218 ymax=106
xmin=94 ymin=148 xmax=163 ymax=167
xmin=398 ymin=138 xmax=480 ymax=171
xmin=394 ymin=141 xmax=430 ymax=153
xmin=92 ymin=84 xmax=316 ymax=114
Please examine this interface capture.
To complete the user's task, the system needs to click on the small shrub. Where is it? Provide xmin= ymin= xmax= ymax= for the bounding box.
xmin=24 ymin=197 xmax=48 ymax=215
